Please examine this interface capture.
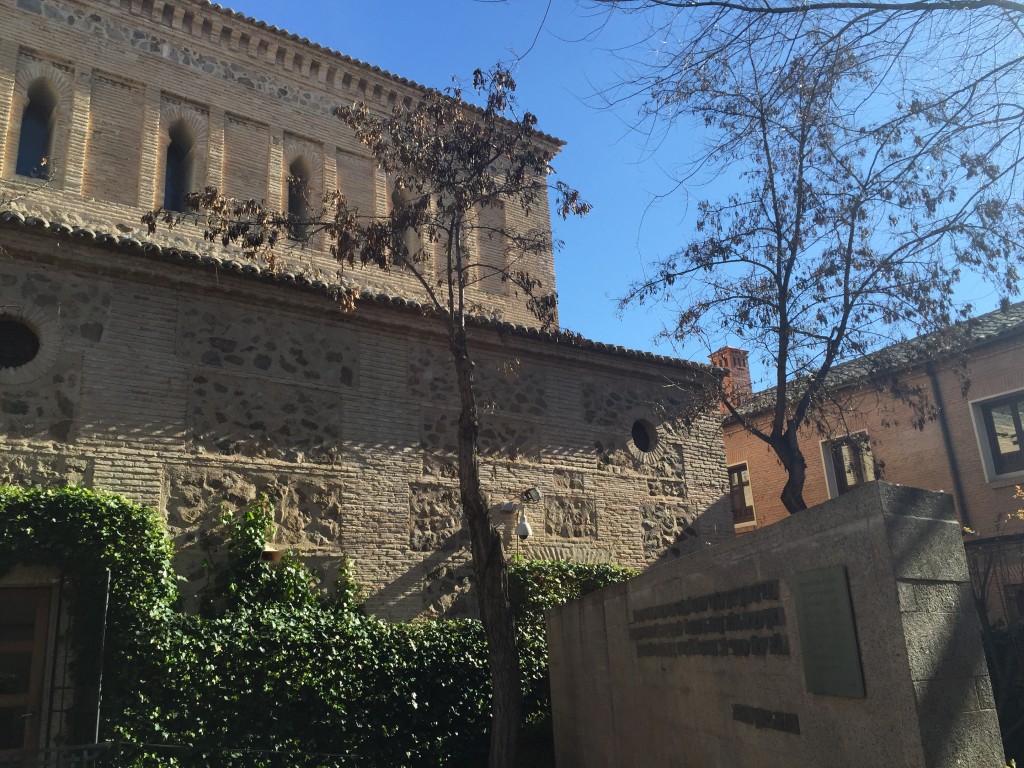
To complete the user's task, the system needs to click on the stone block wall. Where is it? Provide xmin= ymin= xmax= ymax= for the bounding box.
xmin=547 ymin=483 xmax=1003 ymax=768
xmin=0 ymin=234 xmax=731 ymax=619
xmin=0 ymin=0 xmax=557 ymax=327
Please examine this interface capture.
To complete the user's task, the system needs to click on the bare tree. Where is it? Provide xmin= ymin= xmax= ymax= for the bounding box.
xmin=146 ymin=66 xmax=589 ymax=768
xmin=612 ymin=10 xmax=1024 ymax=512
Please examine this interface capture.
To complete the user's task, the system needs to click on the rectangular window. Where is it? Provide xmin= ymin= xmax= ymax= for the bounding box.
xmin=979 ymin=392 xmax=1024 ymax=477
xmin=728 ymin=464 xmax=755 ymax=525
xmin=825 ymin=433 xmax=876 ymax=496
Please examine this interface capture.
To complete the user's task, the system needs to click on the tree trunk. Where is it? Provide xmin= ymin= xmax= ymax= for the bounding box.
xmin=451 ymin=329 xmax=522 ymax=768
xmin=773 ymin=427 xmax=809 ymax=514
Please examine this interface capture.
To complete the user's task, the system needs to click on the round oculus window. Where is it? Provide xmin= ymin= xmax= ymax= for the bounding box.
xmin=0 ymin=318 xmax=40 ymax=369
xmin=631 ymin=419 xmax=658 ymax=453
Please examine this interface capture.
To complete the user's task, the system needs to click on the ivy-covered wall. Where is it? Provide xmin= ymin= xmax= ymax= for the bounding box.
xmin=0 ymin=486 xmax=635 ymax=767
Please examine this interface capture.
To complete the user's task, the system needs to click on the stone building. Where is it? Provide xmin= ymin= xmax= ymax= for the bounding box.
xmin=0 ymin=0 xmax=731 ymax=627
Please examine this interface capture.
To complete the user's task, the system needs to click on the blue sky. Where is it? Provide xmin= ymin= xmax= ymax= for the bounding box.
xmin=221 ymin=0 xmax=1006 ymax=386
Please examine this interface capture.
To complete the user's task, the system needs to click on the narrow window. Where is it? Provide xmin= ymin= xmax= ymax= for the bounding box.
xmin=16 ymin=80 xmax=58 ymax=179
xmin=827 ymin=433 xmax=876 ymax=495
xmin=287 ymin=158 xmax=311 ymax=241
xmin=390 ymin=182 xmax=420 ymax=267
xmin=163 ymin=120 xmax=195 ymax=212
xmin=728 ymin=464 xmax=756 ymax=525
xmin=475 ymin=200 xmax=507 ymax=293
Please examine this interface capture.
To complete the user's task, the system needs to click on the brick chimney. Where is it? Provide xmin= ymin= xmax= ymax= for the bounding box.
xmin=709 ymin=347 xmax=752 ymax=412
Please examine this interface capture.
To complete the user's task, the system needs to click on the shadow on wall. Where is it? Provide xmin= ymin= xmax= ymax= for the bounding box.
xmin=0 ymin=444 xmax=732 ymax=622
xmin=366 ymin=508 xmax=540 ymax=621
xmin=885 ymin=508 xmax=1000 ymax=764
xmin=365 ymin=527 xmax=477 ymax=621
xmin=649 ymin=493 xmax=734 ymax=566
xmin=367 ymin=490 xmax=735 ymax=623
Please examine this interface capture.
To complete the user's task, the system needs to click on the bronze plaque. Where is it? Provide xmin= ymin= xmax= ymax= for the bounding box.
xmin=792 ymin=565 xmax=866 ymax=698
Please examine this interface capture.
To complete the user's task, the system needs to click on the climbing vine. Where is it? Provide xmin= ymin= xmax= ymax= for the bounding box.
xmin=0 ymin=486 xmax=635 ymax=767
xmin=0 ymin=485 xmax=178 ymax=750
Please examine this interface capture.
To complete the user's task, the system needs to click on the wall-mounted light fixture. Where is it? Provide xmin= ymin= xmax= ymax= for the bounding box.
xmin=521 ymin=486 xmax=542 ymax=504
xmin=495 ymin=487 xmax=543 ymax=542
xmin=260 ymin=545 xmax=283 ymax=563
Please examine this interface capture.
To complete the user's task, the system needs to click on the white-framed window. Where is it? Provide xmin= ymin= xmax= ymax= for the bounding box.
xmin=728 ymin=463 xmax=756 ymax=526
xmin=971 ymin=389 xmax=1024 ymax=482
xmin=822 ymin=432 xmax=876 ymax=498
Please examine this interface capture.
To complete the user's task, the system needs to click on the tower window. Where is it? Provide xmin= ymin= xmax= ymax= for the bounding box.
xmin=287 ymin=158 xmax=311 ymax=241
xmin=163 ymin=120 xmax=195 ymax=212
xmin=16 ymin=80 xmax=58 ymax=179
xmin=390 ymin=183 xmax=420 ymax=268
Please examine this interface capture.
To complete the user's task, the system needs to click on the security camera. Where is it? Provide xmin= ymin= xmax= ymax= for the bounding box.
xmin=517 ymin=517 xmax=533 ymax=540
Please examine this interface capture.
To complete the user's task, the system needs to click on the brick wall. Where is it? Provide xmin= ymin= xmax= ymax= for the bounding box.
xmin=0 ymin=230 xmax=731 ymax=619
xmin=723 ymin=340 xmax=1024 ymax=539
xmin=0 ymin=0 xmax=558 ymax=328
xmin=0 ymin=0 xmax=730 ymax=621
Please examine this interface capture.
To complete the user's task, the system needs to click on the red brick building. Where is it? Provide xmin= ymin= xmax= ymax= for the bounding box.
xmin=720 ymin=301 xmax=1024 ymax=540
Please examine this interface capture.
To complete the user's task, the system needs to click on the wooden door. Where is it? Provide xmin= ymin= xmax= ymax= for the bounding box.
xmin=0 ymin=588 xmax=52 ymax=766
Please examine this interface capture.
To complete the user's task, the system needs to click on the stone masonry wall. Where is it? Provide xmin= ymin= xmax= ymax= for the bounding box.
xmin=0 ymin=237 xmax=731 ymax=619
xmin=0 ymin=0 xmax=557 ymax=328
xmin=548 ymin=484 xmax=1003 ymax=768
xmin=0 ymin=0 xmax=731 ymax=620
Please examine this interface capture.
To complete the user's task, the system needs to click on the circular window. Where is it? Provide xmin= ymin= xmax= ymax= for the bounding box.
xmin=0 ymin=318 xmax=40 ymax=369
xmin=631 ymin=419 xmax=658 ymax=453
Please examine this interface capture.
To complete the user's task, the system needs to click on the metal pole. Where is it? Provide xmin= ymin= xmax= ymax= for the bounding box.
xmin=94 ymin=569 xmax=111 ymax=745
